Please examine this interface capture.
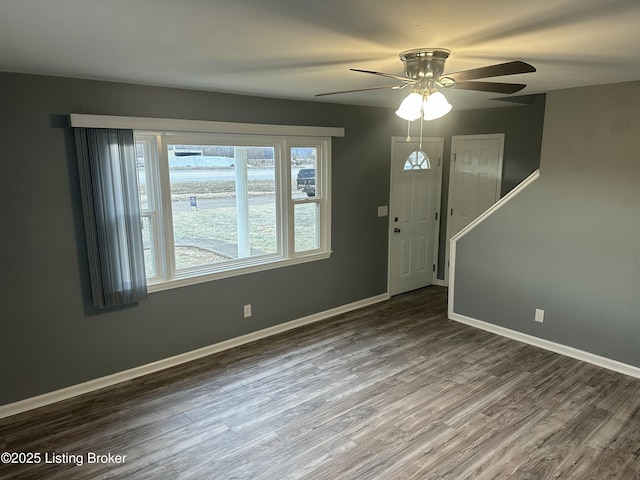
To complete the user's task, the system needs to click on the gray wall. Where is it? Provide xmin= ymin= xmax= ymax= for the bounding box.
xmin=453 ymin=80 xmax=640 ymax=368
xmin=0 ymin=73 xmax=395 ymax=406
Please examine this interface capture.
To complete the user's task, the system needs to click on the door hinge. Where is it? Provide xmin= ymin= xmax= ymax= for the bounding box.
xmin=435 ymin=212 xmax=438 ymax=221
xmin=438 ymin=158 xmax=442 ymax=167
xmin=432 ymin=264 xmax=436 ymax=272
xmin=450 ymin=208 xmax=453 ymax=216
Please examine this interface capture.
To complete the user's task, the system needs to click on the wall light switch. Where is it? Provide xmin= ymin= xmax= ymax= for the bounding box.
xmin=378 ymin=205 xmax=388 ymax=217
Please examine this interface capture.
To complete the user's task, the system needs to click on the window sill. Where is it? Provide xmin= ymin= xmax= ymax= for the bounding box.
xmin=147 ymin=251 xmax=332 ymax=293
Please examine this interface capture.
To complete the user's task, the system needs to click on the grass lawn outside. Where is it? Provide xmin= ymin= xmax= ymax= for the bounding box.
xmin=142 ymin=172 xmax=318 ymax=274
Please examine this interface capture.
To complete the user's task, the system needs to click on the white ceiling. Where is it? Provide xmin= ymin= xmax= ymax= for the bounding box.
xmin=2 ymin=0 xmax=640 ymax=111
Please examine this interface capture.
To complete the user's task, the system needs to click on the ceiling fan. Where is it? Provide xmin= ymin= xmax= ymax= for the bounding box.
xmin=316 ymin=48 xmax=536 ymax=121
xmin=316 ymin=48 xmax=535 ymax=170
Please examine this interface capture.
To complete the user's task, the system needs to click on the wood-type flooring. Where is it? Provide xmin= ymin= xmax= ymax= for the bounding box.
xmin=1 ymin=286 xmax=640 ymax=479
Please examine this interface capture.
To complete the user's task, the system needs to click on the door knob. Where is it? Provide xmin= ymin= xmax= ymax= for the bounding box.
xmin=394 ymin=227 xmax=401 ymax=233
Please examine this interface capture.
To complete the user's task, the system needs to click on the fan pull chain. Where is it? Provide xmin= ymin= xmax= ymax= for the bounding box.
xmin=403 ymin=102 xmax=424 ymax=149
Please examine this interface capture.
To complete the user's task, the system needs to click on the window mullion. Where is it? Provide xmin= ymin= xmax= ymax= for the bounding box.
xmin=321 ymin=138 xmax=331 ymax=252
xmin=157 ymin=135 xmax=176 ymax=280
xmin=274 ymin=142 xmax=287 ymax=257
xmin=284 ymin=140 xmax=295 ymax=257
xmin=234 ymin=146 xmax=250 ymax=258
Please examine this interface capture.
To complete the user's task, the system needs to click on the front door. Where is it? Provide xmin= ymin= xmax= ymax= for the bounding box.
xmin=388 ymin=137 xmax=443 ymax=296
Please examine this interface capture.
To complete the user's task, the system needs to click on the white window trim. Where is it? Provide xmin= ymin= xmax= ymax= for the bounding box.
xmin=149 ymin=252 xmax=332 ymax=292
xmin=70 ymin=115 xmax=342 ymax=292
xmin=69 ymin=114 xmax=344 ymax=138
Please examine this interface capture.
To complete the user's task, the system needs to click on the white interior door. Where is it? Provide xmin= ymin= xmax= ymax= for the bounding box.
xmin=388 ymin=137 xmax=443 ymax=296
xmin=445 ymin=133 xmax=504 ymax=284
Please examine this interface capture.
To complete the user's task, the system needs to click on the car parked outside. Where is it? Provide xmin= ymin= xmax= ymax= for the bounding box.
xmin=296 ymin=168 xmax=315 ymax=188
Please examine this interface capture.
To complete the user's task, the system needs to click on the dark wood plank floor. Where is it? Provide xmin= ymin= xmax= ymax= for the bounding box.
xmin=2 ymin=286 xmax=640 ymax=479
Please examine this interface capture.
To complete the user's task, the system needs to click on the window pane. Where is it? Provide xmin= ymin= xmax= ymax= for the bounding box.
xmin=291 ymin=147 xmax=317 ymax=200
xmin=141 ymin=215 xmax=154 ymax=277
xmin=248 ymin=157 xmax=277 ymax=255
xmin=294 ymin=202 xmax=319 ymax=252
xmin=136 ymin=142 xmax=149 ymax=210
xmin=167 ymin=144 xmax=277 ymax=270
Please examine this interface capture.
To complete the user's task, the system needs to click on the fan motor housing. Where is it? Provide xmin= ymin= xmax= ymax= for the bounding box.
xmin=400 ymin=48 xmax=450 ymax=80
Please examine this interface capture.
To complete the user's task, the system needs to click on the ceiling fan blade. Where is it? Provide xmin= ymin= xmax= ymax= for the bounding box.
xmin=315 ymin=84 xmax=406 ymax=97
xmin=453 ymin=81 xmax=528 ymax=94
xmin=350 ymin=68 xmax=415 ymax=83
xmin=445 ymin=61 xmax=536 ymax=81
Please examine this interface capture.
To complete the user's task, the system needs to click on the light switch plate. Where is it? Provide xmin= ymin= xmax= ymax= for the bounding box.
xmin=378 ymin=205 xmax=388 ymax=217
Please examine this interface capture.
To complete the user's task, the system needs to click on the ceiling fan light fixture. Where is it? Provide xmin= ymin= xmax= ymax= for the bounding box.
xmin=395 ymin=92 xmax=424 ymax=121
xmin=423 ymin=91 xmax=452 ymax=120
xmin=316 ymin=49 xmax=535 ymax=117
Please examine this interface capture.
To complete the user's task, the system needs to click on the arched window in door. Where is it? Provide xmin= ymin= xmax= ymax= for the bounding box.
xmin=404 ymin=150 xmax=431 ymax=170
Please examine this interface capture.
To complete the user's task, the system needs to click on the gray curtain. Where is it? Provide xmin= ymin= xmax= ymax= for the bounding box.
xmin=74 ymin=128 xmax=147 ymax=308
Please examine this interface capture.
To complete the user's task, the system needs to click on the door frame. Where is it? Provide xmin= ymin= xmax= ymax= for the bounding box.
xmin=387 ymin=136 xmax=444 ymax=295
xmin=444 ymin=133 xmax=504 ymax=285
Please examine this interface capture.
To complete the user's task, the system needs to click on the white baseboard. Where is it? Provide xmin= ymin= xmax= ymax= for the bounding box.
xmin=449 ymin=312 xmax=640 ymax=380
xmin=0 ymin=293 xmax=389 ymax=420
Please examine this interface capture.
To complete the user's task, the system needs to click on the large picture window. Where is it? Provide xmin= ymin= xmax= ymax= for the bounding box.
xmin=135 ymin=132 xmax=331 ymax=291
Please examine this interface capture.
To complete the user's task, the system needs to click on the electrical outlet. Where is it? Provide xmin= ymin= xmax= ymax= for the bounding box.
xmin=535 ymin=308 xmax=544 ymax=323
xmin=243 ymin=304 xmax=252 ymax=318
